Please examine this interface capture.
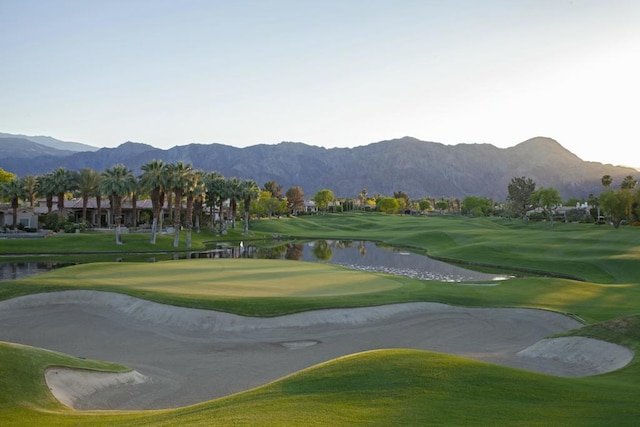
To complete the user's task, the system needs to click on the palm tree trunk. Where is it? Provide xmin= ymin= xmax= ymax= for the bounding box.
xmin=186 ymin=195 xmax=194 ymax=248
xmin=173 ymin=190 xmax=182 ymax=248
xmin=167 ymin=192 xmax=174 ymax=225
xmin=150 ymin=216 xmax=158 ymax=244
xmin=11 ymin=205 xmax=18 ymax=229
xmin=131 ymin=192 xmax=138 ymax=228
xmin=244 ymin=206 xmax=250 ymax=235
xmin=57 ymin=192 xmax=65 ymax=220
xmin=82 ymin=196 xmax=88 ymax=223
xmin=96 ymin=195 xmax=102 ymax=227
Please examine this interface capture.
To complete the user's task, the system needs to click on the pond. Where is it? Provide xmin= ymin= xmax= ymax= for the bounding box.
xmin=0 ymin=240 xmax=508 ymax=283
xmin=233 ymin=240 xmax=506 ymax=282
xmin=0 ymin=262 xmax=74 ymax=282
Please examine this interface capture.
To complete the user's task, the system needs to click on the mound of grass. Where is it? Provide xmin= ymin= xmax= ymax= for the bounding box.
xmin=3 ymin=344 xmax=639 ymax=426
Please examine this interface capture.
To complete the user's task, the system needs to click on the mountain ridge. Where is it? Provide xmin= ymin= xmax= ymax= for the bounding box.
xmin=0 ymin=132 xmax=98 ymax=152
xmin=0 ymin=135 xmax=635 ymax=200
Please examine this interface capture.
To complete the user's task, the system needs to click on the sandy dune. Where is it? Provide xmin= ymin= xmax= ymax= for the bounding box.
xmin=0 ymin=290 xmax=633 ymax=410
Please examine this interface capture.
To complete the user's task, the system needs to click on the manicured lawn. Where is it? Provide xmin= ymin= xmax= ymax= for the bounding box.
xmin=1 ymin=212 xmax=639 ymax=425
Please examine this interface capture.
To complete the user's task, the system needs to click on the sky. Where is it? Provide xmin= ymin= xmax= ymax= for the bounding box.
xmin=1 ymin=0 xmax=639 ymax=167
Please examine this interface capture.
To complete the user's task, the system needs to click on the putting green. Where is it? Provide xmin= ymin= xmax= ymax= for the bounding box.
xmin=43 ymin=258 xmax=403 ymax=297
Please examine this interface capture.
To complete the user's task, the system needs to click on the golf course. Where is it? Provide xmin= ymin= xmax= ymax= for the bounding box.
xmin=1 ymin=212 xmax=639 ymax=426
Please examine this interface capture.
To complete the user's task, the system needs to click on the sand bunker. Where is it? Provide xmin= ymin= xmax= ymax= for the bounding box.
xmin=0 ymin=290 xmax=633 ymax=410
xmin=45 ymin=368 xmax=147 ymax=410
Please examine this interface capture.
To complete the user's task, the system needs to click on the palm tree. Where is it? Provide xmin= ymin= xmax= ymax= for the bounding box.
xmin=128 ymin=176 xmax=140 ymax=228
xmin=101 ymin=165 xmax=135 ymax=244
xmin=602 ymin=175 xmax=613 ymax=188
xmin=184 ymin=169 xmax=205 ymax=248
xmin=140 ymin=160 xmax=167 ymax=244
xmin=239 ymin=179 xmax=259 ymax=235
xmin=35 ymin=173 xmax=56 ymax=214
xmin=21 ymin=175 xmax=38 ymax=207
xmin=1 ymin=179 xmax=26 ymax=229
xmin=50 ymin=167 xmax=77 ymax=220
xmin=204 ymin=172 xmax=226 ymax=234
xmin=76 ymin=168 xmax=101 ymax=225
xmin=226 ymin=177 xmax=243 ymax=230
xmin=167 ymin=161 xmax=193 ymax=247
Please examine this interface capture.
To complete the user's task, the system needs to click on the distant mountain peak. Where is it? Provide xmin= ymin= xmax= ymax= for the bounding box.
xmin=0 ymin=132 xmax=98 ymax=152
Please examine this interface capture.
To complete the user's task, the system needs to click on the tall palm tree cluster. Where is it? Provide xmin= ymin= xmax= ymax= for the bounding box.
xmin=1 ymin=162 xmax=260 ymax=247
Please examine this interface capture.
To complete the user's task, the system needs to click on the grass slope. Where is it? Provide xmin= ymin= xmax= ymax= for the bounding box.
xmin=2 ymin=344 xmax=639 ymax=426
xmin=1 ymin=213 xmax=639 ymax=425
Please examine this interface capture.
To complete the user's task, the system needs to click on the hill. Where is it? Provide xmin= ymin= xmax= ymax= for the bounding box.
xmin=0 ymin=132 xmax=98 ymax=152
xmin=0 ymin=136 xmax=635 ymax=200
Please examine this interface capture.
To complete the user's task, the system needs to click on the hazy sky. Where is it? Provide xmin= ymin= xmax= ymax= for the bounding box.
xmin=1 ymin=0 xmax=638 ymax=167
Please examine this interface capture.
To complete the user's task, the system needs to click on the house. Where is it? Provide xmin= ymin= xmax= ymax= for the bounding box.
xmin=32 ymin=197 xmax=155 ymax=228
xmin=0 ymin=204 xmax=39 ymax=230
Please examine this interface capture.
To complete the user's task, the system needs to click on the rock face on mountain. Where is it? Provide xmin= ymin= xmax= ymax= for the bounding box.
xmin=0 ymin=136 xmax=635 ymax=200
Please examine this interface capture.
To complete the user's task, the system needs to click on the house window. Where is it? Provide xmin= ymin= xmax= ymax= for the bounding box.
xmin=19 ymin=218 xmax=30 ymax=227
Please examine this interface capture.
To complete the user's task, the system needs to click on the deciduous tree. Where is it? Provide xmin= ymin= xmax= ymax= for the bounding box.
xmin=285 ymin=186 xmax=305 ymax=215
xmin=313 ymin=189 xmax=334 ymax=213
xmin=507 ymin=176 xmax=536 ymax=218
xmin=531 ymin=187 xmax=562 ymax=226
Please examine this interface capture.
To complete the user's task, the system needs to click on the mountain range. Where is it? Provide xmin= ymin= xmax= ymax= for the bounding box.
xmin=0 ymin=133 xmax=636 ymax=200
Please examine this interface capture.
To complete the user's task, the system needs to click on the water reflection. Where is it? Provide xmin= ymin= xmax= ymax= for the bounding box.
xmin=237 ymin=240 xmax=504 ymax=282
xmin=0 ymin=262 xmax=73 ymax=281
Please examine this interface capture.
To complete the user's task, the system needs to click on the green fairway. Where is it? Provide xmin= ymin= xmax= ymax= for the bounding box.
xmin=1 ymin=212 xmax=639 ymax=425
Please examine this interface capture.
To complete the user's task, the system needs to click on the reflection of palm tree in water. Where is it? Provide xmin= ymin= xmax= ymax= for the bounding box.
xmin=358 ymin=241 xmax=367 ymax=256
xmin=313 ymin=240 xmax=333 ymax=261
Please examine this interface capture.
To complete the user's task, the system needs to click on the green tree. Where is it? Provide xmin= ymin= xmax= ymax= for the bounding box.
xmin=21 ymin=175 xmax=38 ymax=207
xmin=531 ymin=187 xmax=563 ymax=226
xmin=101 ymin=165 xmax=136 ymax=244
xmin=377 ymin=197 xmax=400 ymax=214
xmin=1 ymin=178 xmax=26 ymax=229
xmin=76 ymin=168 xmax=102 ymax=224
xmin=599 ymin=190 xmax=631 ymax=228
xmin=601 ymin=175 xmax=613 ymax=188
xmin=240 ymin=179 xmax=260 ymax=235
xmin=313 ymin=189 xmax=334 ymax=213
xmin=167 ymin=162 xmax=193 ymax=247
xmin=418 ymin=199 xmax=432 ymax=212
xmin=262 ymin=181 xmax=283 ymax=199
xmin=285 ymin=186 xmax=305 ymax=215
xmin=226 ymin=177 xmax=244 ymax=230
xmin=140 ymin=160 xmax=167 ymax=244
xmin=393 ymin=191 xmax=410 ymax=211
xmin=507 ymin=176 xmax=536 ymax=218
xmin=621 ymin=175 xmax=637 ymax=190
xmin=462 ymin=196 xmax=493 ymax=216
xmin=50 ymin=167 xmax=77 ymax=220
xmin=0 ymin=167 xmax=15 ymax=185
xmin=184 ymin=170 xmax=205 ymax=247
xmin=204 ymin=172 xmax=227 ymax=234
xmin=35 ymin=173 xmax=56 ymax=214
